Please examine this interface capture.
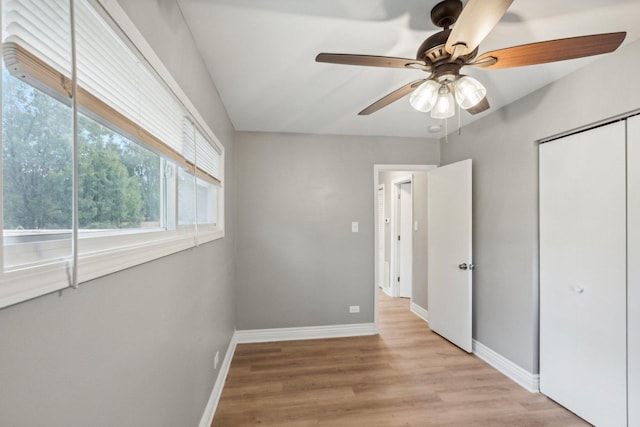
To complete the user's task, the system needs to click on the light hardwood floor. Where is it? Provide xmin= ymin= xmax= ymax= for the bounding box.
xmin=212 ymin=291 xmax=588 ymax=426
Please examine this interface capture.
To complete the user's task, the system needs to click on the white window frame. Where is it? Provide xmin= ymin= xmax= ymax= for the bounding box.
xmin=0 ymin=0 xmax=225 ymax=308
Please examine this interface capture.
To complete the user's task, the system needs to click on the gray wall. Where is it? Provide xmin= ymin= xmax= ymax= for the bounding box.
xmin=412 ymin=171 xmax=429 ymax=311
xmin=235 ymin=132 xmax=439 ymax=330
xmin=440 ymin=38 xmax=640 ymax=374
xmin=378 ymin=170 xmax=430 ymax=311
xmin=0 ymin=1 xmax=236 ymax=426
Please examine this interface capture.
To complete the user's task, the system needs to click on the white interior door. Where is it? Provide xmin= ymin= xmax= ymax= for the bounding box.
xmin=427 ymin=159 xmax=472 ymax=353
xmin=398 ymin=182 xmax=412 ymax=298
xmin=539 ymin=122 xmax=626 ymax=427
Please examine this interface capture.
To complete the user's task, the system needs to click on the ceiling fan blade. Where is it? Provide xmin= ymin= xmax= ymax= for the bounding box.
xmin=464 ymin=96 xmax=490 ymax=115
xmin=445 ymin=0 xmax=513 ymax=57
xmin=359 ymin=79 xmax=427 ymax=115
xmin=472 ymin=32 xmax=627 ymax=69
xmin=316 ymin=53 xmax=430 ymax=70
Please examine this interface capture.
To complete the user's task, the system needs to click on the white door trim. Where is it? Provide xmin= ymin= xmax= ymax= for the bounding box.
xmin=373 ymin=164 xmax=437 ymax=332
xmin=377 ymin=184 xmax=386 ymax=289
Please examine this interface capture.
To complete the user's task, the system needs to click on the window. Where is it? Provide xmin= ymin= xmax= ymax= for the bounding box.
xmin=77 ymin=114 xmax=162 ymax=231
xmin=2 ymin=68 xmax=73 ymax=275
xmin=0 ymin=0 xmax=224 ymax=308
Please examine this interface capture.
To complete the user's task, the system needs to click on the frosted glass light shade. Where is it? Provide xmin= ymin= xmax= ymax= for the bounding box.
xmin=454 ymin=75 xmax=487 ymax=109
xmin=409 ymin=80 xmax=439 ymax=112
xmin=431 ymin=84 xmax=455 ymax=119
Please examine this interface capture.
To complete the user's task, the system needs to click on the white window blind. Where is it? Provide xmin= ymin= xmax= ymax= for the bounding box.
xmin=196 ymin=127 xmax=221 ymax=180
xmin=4 ymin=0 xmax=71 ymax=75
xmin=3 ymin=0 xmax=221 ymax=183
xmin=182 ymin=119 xmax=197 ymax=172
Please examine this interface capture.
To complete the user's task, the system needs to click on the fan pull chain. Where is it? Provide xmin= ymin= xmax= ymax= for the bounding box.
xmin=458 ymin=103 xmax=462 ymax=136
xmin=444 ymin=118 xmax=449 ymax=144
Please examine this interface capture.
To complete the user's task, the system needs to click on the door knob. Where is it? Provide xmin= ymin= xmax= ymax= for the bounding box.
xmin=459 ymin=263 xmax=468 ymax=270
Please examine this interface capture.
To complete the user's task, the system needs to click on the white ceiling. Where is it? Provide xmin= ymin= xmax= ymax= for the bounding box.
xmin=177 ymin=0 xmax=640 ymax=138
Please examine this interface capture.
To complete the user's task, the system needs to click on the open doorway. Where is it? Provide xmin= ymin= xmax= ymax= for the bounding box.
xmin=373 ymin=164 xmax=436 ymax=330
xmin=391 ymin=176 xmax=413 ymax=298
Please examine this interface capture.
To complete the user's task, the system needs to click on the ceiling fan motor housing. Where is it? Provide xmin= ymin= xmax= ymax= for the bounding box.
xmin=417 ymin=29 xmax=478 ymax=80
xmin=417 ymin=0 xmax=482 ymax=80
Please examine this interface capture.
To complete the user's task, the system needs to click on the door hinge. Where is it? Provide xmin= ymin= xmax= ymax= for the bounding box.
xmin=397 ymin=235 xmax=400 ymax=241
xmin=397 ymin=276 xmax=400 ymax=282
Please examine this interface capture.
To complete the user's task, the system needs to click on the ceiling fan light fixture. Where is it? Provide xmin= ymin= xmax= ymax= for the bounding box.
xmin=454 ymin=75 xmax=487 ymax=109
xmin=431 ymin=84 xmax=455 ymax=119
xmin=409 ymin=80 xmax=440 ymax=112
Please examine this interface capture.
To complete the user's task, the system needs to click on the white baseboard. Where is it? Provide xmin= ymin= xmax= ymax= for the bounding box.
xmin=383 ymin=286 xmax=393 ymax=297
xmin=199 ymin=332 xmax=238 ymax=427
xmin=402 ymin=301 xmax=539 ymax=394
xmin=410 ymin=301 xmax=429 ymax=323
xmin=235 ymin=323 xmax=377 ymax=344
xmin=472 ymin=339 xmax=540 ymax=393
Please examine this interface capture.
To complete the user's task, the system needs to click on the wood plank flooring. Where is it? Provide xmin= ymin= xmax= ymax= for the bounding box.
xmin=212 ymin=291 xmax=588 ymax=426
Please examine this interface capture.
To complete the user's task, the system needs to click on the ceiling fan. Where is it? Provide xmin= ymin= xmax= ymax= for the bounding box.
xmin=316 ymin=0 xmax=626 ymax=119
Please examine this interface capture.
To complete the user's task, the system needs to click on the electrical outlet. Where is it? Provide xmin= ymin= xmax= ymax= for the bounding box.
xmin=349 ymin=305 xmax=360 ymax=313
xmin=214 ymin=351 xmax=219 ymax=370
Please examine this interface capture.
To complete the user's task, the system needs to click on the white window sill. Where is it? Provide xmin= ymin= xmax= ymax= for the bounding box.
xmin=0 ymin=227 xmax=223 ymax=309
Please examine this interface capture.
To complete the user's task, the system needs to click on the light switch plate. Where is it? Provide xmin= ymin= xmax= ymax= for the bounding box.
xmin=349 ymin=305 xmax=360 ymax=313
xmin=351 ymin=221 xmax=358 ymax=233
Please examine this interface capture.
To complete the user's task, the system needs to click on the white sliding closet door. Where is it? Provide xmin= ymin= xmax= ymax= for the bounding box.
xmin=629 ymin=115 xmax=640 ymax=427
xmin=540 ymin=122 xmax=627 ymax=427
